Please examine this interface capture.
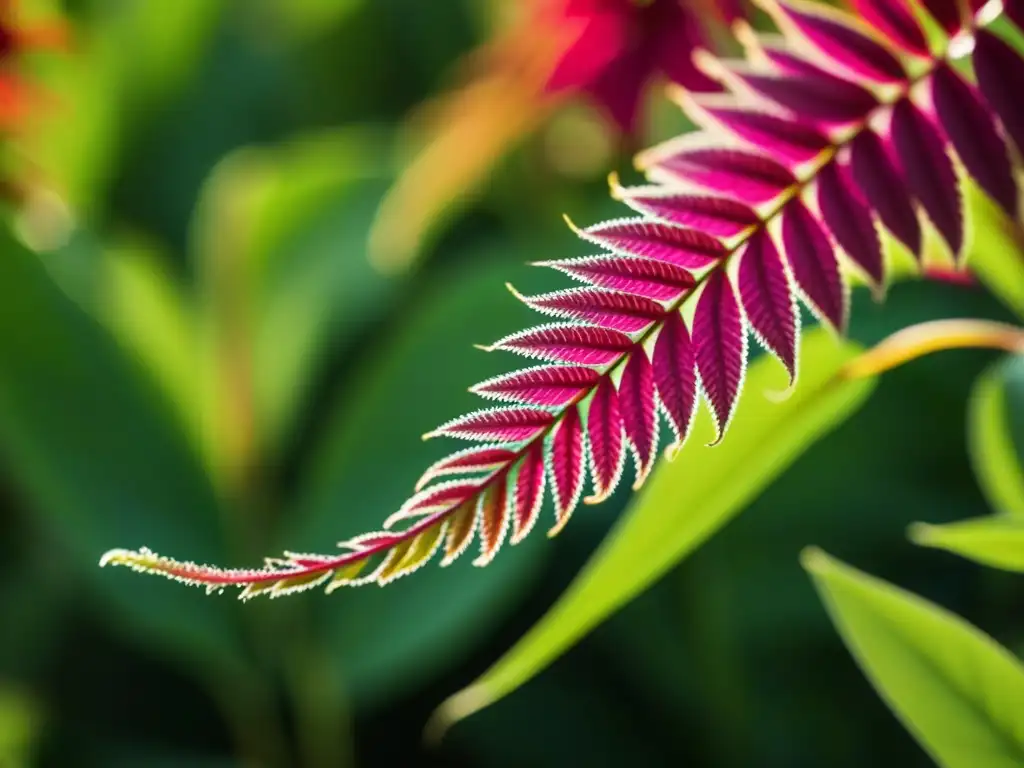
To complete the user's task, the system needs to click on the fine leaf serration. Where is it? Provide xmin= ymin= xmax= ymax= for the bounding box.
xmin=101 ymin=0 xmax=1024 ymax=599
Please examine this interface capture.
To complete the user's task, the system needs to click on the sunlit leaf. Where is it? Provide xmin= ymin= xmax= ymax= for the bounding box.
xmin=804 ymin=549 xmax=1024 ymax=768
xmin=967 ymin=355 xmax=1024 ymax=518
xmin=910 ymin=516 xmax=1024 ymax=572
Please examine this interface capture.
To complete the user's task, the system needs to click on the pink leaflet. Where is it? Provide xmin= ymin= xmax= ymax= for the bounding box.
xmin=510 ymin=442 xmax=546 ymax=544
xmin=816 ymin=159 xmax=884 ymax=289
xmin=585 ymin=375 xmax=626 ymax=504
xmin=486 ymin=324 xmax=633 ymax=365
xmin=890 ymin=98 xmax=963 ymax=258
xmin=471 ymin=365 xmax=600 ymax=407
xmin=618 ymin=349 xmax=659 ymax=489
xmin=537 ymin=254 xmax=696 ymax=302
xmin=414 ymin=445 xmax=517 ymax=491
xmin=849 ymin=0 xmax=929 ymax=57
xmin=515 ymin=286 xmax=665 ymax=333
xmin=776 ymin=1 xmax=906 ymax=83
xmin=932 ymin=62 xmax=1018 ymax=216
xmin=385 ymin=480 xmax=481 ymax=528
xmin=737 ymin=69 xmax=878 ymax=125
xmin=548 ymin=405 xmax=586 ymax=536
xmin=653 ymin=310 xmax=698 ymax=448
xmin=737 ymin=229 xmax=798 ymax=382
xmin=617 ymin=191 xmax=760 ymax=237
xmin=781 ymin=199 xmax=847 ymax=333
xmin=973 ymin=30 xmax=1024 ymax=159
xmin=578 ymin=219 xmax=726 ymax=269
xmin=426 ymin=407 xmax=554 ymax=442
xmin=650 ymin=147 xmax=796 ymax=204
xmin=693 ymin=269 xmax=746 ymax=444
xmin=701 ymin=104 xmax=830 ymax=165
xmin=474 ymin=477 xmax=510 ymax=567
xmin=849 ymin=129 xmax=921 ymax=257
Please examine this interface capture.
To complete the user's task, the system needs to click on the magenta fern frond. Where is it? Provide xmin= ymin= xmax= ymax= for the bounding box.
xmin=101 ymin=0 xmax=1024 ymax=598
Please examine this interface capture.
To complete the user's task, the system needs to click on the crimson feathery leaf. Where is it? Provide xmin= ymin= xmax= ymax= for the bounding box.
xmin=535 ymin=254 xmax=696 ymax=301
xmin=848 ymin=0 xmax=930 ymax=56
xmin=699 ymin=102 xmax=830 ymax=164
xmin=775 ymin=0 xmax=906 ymax=83
xmin=645 ymin=145 xmax=796 ymax=203
xmin=510 ymin=442 xmax=546 ymax=545
xmin=737 ymin=228 xmax=799 ymax=381
xmin=890 ymin=97 xmax=963 ymax=258
xmin=613 ymin=188 xmax=760 ymax=237
xmin=548 ymin=406 xmax=586 ymax=536
xmin=576 ymin=217 xmax=726 ymax=268
xmin=781 ymin=198 xmax=848 ymax=332
xmin=618 ymin=349 xmax=659 ymax=489
xmin=484 ymin=324 xmax=633 ymax=365
xmin=693 ymin=269 xmax=747 ymax=444
xmin=972 ymin=30 xmax=1024 ymax=158
xmin=512 ymin=285 xmax=664 ymax=333
xmin=816 ymin=159 xmax=884 ymax=289
xmin=932 ymin=62 xmax=1018 ymax=216
xmin=652 ymin=310 xmax=698 ymax=451
xmin=471 ymin=365 xmax=600 ymax=407
xmin=100 ymin=0 xmax=1024 ymax=599
xmin=849 ymin=129 xmax=922 ymax=257
xmin=585 ymin=376 xmax=626 ymax=504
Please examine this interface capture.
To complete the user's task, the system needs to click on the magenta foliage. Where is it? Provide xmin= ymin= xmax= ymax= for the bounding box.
xmin=101 ymin=1 xmax=1024 ymax=598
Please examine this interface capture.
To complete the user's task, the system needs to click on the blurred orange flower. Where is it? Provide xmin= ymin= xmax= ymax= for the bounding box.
xmin=370 ymin=0 xmax=743 ymax=273
xmin=0 ymin=0 xmax=66 ymax=131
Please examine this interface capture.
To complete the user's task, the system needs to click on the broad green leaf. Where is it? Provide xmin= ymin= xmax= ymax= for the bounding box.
xmin=0 ymin=231 xmax=242 ymax=672
xmin=910 ymin=516 xmax=1024 ymax=572
xmin=966 ymin=180 xmax=1024 ymax=321
xmin=804 ymin=549 xmax=1024 ymax=768
xmin=431 ymin=329 xmax=876 ymax=730
xmin=967 ymin=356 xmax=1024 ymax=518
xmin=99 ymin=236 xmax=204 ymax=464
xmin=191 ymin=128 xmax=399 ymax=461
xmin=286 ymin=251 xmax=553 ymax=708
xmin=0 ymin=687 xmax=40 ymax=768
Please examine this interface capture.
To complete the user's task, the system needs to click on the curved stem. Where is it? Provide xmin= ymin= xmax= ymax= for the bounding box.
xmin=841 ymin=319 xmax=1024 ymax=379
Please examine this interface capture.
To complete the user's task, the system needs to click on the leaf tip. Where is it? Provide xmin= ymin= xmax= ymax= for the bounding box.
xmin=425 ymin=685 xmax=492 ymax=746
xmin=799 ymin=545 xmax=831 ymax=574
xmin=907 ymin=522 xmax=937 ymax=547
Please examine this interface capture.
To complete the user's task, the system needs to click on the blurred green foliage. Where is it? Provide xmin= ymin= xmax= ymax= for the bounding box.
xmin=1 ymin=1 xmax=1023 ymax=767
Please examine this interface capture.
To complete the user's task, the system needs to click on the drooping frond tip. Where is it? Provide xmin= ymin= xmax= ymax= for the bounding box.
xmin=101 ymin=0 xmax=1024 ymax=598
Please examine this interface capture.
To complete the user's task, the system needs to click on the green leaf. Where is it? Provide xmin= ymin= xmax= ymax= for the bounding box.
xmin=803 ymin=549 xmax=1024 ymax=768
xmin=430 ymin=329 xmax=876 ymax=731
xmin=0 ymin=687 xmax=40 ymax=768
xmin=967 ymin=356 xmax=1024 ymax=518
xmin=910 ymin=516 xmax=1024 ymax=572
xmin=0 ymin=230 xmax=242 ymax=672
xmin=191 ymin=128 xmax=400 ymax=459
xmin=966 ymin=180 xmax=1024 ymax=322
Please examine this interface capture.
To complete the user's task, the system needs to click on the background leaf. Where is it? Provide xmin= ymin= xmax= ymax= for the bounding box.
xmin=910 ymin=516 xmax=1024 ymax=572
xmin=804 ymin=549 xmax=1024 ymax=768
xmin=431 ymin=328 xmax=877 ymax=729
xmin=967 ymin=355 xmax=1024 ymax=518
